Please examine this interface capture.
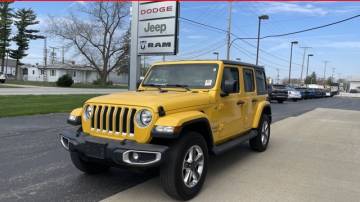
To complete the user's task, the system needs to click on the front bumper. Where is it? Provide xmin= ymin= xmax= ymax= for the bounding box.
xmin=60 ymin=130 xmax=168 ymax=167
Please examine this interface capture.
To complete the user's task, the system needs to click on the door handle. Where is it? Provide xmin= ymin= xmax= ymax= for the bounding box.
xmin=237 ymin=100 xmax=245 ymax=105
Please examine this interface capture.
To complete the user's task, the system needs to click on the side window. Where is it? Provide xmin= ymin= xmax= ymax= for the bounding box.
xmin=221 ymin=67 xmax=239 ymax=94
xmin=255 ymin=70 xmax=267 ymax=95
xmin=243 ymin=69 xmax=255 ymax=92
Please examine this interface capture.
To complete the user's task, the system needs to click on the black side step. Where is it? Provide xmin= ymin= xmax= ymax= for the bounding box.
xmin=212 ymin=130 xmax=257 ymax=155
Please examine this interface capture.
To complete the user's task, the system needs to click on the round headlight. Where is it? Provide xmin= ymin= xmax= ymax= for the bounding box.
xmin=135 ymin=109 xmax=152 ymax=127
xmin=84 ymin=105 xmax=93 ymax=120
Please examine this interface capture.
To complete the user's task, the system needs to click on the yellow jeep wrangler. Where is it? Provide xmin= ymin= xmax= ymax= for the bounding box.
xmin=60 ymin=60 xmax=271 ymax=200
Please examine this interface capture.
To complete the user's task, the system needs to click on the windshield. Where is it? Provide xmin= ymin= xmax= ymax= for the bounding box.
xmin=272 ymin=85 xmax=286 ymax=90
xmin=143 ymin=64 xmax=218 ymax=89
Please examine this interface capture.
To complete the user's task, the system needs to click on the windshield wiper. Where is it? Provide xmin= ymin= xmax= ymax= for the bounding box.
xmin=142 ymin=84 xmax=168 ymax=92
xmin=165 ymin=84 xmax=191 ymax=91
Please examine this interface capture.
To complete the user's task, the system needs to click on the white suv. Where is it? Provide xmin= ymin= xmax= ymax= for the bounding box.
xmin=0 ymin=73 xmax=6 ymax=83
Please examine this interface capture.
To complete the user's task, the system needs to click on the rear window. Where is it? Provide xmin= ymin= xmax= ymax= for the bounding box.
xmin=255 ymin=70 xmax=267 ymax=95
xmin=243 ymin=69 xmax=255 ymax=92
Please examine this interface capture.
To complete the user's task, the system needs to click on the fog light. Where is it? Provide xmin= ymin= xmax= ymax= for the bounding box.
xmin=68 ymin=115 xmax=77 ymax=121
xmin=132 ymin=152 xmax=139 ymax=160
xmin=155 ymin=126 xmax=174 ymax=133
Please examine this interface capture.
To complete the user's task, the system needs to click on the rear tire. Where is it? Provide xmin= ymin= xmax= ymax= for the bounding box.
xmin=160 ymin=132 xmax=208 ymax=201
xmin=70 ymin=152 xmax=110 ymax=174
xmin=277 ymin=100 xmax=284 ymax=103
xmin=250 ymin=114 xmax=270 ymax=152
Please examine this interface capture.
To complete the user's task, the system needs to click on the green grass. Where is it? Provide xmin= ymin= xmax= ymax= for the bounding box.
xmin=0 ymin=94 xmax=101 ymax=117
xmin=6 ymin=80 xmax=128 ymax=89
xmin=7 ymin=80 xmax=56 ymax=87
xmin=0 ymin=85 xmax=21 ymax=88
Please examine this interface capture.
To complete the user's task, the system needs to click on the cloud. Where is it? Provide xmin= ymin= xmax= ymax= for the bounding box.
xmin=258 ymin=3 xmax=328 ymax=16
xmin=187 ymin=35 xmax=207 ymax=39
xmin=316 ymin=41 xmax=360 ymax=49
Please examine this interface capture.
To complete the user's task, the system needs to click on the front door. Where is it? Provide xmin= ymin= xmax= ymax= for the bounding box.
xmin=216 ymin=66 xmax=244 ymax=140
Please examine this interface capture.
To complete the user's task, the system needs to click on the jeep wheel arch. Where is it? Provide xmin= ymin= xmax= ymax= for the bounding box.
xmin=252 ymin=103 xmax=272 ymax=128
xmin=179 ymin=118 xmax=214 ymax=151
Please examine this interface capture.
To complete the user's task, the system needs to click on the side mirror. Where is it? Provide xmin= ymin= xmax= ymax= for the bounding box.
xmin=136 ymin=77 xmax=144 ymax=89
xmin=221 ymin=80 xmax=237 ymax=97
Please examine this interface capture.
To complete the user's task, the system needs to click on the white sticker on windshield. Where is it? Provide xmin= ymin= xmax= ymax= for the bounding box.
xmin=205 ymin=80 xmax=212 ymax=86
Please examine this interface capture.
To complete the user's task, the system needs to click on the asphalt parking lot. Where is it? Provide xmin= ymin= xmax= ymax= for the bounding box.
xmin=0 ymin=97 xmax=359 ymax=202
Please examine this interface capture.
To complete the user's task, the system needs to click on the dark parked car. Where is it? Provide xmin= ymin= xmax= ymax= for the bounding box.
xmin=313 ymin=88 xmax=324 ymax=98
xmin=295 ymin=87 xmax=308 ymax=99
xmin=269 ymin=84 xmax=288 ymax=103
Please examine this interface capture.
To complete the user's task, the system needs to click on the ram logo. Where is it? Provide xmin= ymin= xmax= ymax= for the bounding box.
xmin=140 ymin=41 xmax=147 ymax=50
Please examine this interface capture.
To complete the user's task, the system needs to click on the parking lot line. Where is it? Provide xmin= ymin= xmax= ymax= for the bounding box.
xmin=101 ymin=108 xmax=360 ymax=202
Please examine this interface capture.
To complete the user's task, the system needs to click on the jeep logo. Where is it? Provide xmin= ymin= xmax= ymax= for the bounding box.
xmin=144 ymin=22 xmax=167 ymax=34
xmin=140 ymin=41 xmax=172 ymax=49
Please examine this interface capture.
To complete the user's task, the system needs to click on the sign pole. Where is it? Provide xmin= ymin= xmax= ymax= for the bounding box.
xmin=129 ymin=2 xmax=140 ymax=91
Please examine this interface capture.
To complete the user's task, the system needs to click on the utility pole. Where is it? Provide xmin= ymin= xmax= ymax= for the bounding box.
xmin=62 ymin=46 xmax=65 ymax=64
xmin=332 ymin=67 xmax=335 ymax=82
xmin=49 ymin=47 xmax=58 ymax=64
xmin=276 ymin=68 xmax=280 ymax=84
xmin=162 ymin=55 xmax=165 ymax=62
xmin=129 ymin=2 xmax=141 ymax=91
xmin=43 ymin=37 xmax=47 ymax=67
xmin=256 ymin=15 xmax=269 ymax=65
xmin=300 ymin=46 xmax=311 ymax=83
xmin=323 ymin=60 xmax=329 ymax=86
xmin=288 ymin=41 xmax=298 ymax=85
xmin=226 ymin=2 xmax=232 ymax=60
xmin=306 ymin=54 xmax=314 ymax=80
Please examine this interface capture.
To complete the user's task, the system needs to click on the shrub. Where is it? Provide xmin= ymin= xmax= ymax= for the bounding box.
xmin=92 ymin=79 xmax=113 ymax=86
xmin=56 ymin=74 xmax=74 ymax=87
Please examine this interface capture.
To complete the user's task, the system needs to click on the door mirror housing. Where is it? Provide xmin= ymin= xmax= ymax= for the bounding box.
xmin=136 ymin=78 xmax=144 ymax=89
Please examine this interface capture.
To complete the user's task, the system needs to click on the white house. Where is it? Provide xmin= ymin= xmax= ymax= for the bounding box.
xmin=349 ymin=80 xmax=360 ymax=93
xmin=0 ymin=58 xmax=17 ymax=76
xmin=24 ymin=63 xmax=128 ymax=84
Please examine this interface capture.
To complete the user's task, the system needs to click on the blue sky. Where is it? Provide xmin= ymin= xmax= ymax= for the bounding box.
xmin=12 ymin=2 xmax=360 ymax=81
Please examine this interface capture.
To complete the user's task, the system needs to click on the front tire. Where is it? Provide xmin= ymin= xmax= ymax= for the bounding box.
xmin=277 ymin=99 xmax=284 ymax=103
xmin=250 ymin=114 xmax=270 ymax=152
xmin=70 ymin=152 xmax=110 ymax=174
xmin=160 ymin=132 xmax=208 ymax=201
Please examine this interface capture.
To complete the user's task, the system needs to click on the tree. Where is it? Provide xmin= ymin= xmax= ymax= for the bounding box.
xmin=10 ymin=8 xmax=44 ymax=80
xmin=47 ymin=2 xmax=130 ymax=84
xmin=305 ymin=72 xmax=317 ymax=84
xmin=0 ymin=2 xmax=13 ymax=73
xmin=326 ymin=76 xmax=333 ymax=86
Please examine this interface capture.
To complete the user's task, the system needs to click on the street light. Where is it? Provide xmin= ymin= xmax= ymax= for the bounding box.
xmin=213 ymin=52 xmax=219 ymax=60
xmin=306 ymin=54 xmax=314 ymax=81
xmin=256 ymin=15 xmax=269 ymax=65
xmin=288 ymin=41 xmax=298 ymax=85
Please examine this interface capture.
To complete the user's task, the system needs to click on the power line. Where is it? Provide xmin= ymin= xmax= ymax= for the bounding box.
xmin=180 ymin=14 xmax=360 ymax=40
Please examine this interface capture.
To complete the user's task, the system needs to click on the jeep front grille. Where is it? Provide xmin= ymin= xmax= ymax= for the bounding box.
xmin=90 ymin=105 xmax=137 ymax=136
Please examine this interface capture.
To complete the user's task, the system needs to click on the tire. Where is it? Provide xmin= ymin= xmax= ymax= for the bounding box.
xmin=277 ymin=99 xmax=284 ymax=103
xmin=292 ymin=99 xmax=298 ymax=102
xmin=0 ymin=80 xmax=4 ymax=83
xmin=70 ymin=152 xmax=110 ymax=174
xmin=249 ymin=114 xmax=270 ymax=152
xmin=160 ymin=132 xmax=208 ymax=201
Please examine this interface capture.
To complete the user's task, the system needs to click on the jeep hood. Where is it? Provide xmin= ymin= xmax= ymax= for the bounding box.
xmin=86 ymin=91 xmax=211 ymax=112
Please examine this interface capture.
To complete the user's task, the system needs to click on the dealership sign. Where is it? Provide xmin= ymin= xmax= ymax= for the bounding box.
xmin=137 ymin=1 xmax=179 ymax=55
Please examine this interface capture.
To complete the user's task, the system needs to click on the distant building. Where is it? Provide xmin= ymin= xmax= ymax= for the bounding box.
xmin=0 ymin=58 xmax=17 ymax=76
xmin=349 ymin=79 xmax=360 ymax=93
xmin=1 ymin=59 xmax=128 ymax=84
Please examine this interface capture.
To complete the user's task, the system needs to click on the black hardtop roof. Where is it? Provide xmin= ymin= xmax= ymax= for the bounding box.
xmin=157 ymin=60 xmax=265 ymax=71
xmin=221 ymin=60 xmax=264 ymax=70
